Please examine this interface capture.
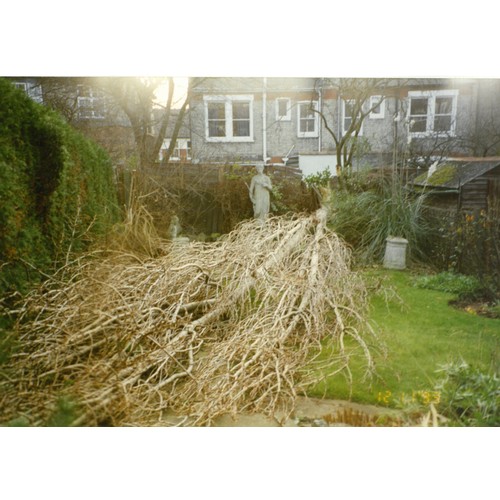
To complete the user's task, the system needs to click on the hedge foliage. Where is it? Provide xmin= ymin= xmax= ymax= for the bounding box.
xmin=0 ymin=78 xmax=120 ymax=294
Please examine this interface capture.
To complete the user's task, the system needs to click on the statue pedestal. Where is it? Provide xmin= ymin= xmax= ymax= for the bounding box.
xmin=173 ymin=237 xmax=190 ymax=245
xmin=383 ymin=237 xmax=408 ymax=270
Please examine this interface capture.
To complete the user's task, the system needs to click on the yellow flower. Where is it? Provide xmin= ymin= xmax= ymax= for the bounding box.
xmin=377 ymin=390 xmax=391 ymax=404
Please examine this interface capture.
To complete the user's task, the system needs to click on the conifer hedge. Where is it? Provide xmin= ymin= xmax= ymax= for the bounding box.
xmin=0 ymin=78 xmax=120 ymax=294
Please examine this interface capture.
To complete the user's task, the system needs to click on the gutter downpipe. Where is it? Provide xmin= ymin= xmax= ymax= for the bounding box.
xmin=318 ymin=79 xmax=322 ymax=153
xmin=337 ymin=91 xmax=342 ymax=175
xmin=263 ymin=77 xmax=267 ymax=163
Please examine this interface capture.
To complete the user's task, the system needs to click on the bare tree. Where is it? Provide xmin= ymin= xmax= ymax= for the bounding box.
xmin=97 ymin=77 xmax=198 ymax=169
xmin=37 ymin=77 xmax=199 ymax=169
xmin=313 ymin=78 xmax=395 ymax=176
xmin=457 ymin=112 xmax=500 ymax=157
xmin=36 ymin=77 xmax=88 ymax=123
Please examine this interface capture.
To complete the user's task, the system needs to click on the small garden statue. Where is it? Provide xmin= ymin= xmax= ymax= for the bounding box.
xmin=168 ymin=214 xmax=181 ymax=239
xmin=249 ymin=164 xmax=272 ymax=221
xmin=168 ymin=214 xmax=190 ymax=244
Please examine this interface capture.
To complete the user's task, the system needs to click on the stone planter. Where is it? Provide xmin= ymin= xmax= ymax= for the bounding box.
xmin=383 ymin=236 xmax=408 ymax=270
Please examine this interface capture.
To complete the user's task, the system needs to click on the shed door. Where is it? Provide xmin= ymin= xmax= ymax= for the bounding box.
xmin=487 ymin=178 xmax=500 ymax=211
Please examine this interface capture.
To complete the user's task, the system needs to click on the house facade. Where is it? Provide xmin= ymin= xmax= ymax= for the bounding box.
xmin=188 ymin=77 xmax=500 ymax=175
xmin=7 ymin=76 xmax=500 ymax=176
xmin=7 ymin=77 xmax=138 ymax=166
xmin=9 ymin=78 xmax=44 ymax=104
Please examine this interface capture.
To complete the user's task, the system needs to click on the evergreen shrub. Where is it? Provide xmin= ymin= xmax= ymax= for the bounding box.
xmin=0 ymin=78 xmax=120 ymax=295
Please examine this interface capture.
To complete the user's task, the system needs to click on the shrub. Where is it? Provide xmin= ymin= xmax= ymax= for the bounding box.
xmin=423 ymin=208 xmax=500 ymax=297
xmin=435 ymin=361 xmax=499 ymax=426
xmin=413 ymin=271 xmax=482 ymax=296
xmin=0 ymin=78 xmax=120 ymax=295
xmin=303 ymin=167 xmax=333 ymax=188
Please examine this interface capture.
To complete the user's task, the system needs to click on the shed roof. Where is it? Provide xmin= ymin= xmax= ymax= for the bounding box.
xmin=413 ymin=157 xmax=500 ymax=190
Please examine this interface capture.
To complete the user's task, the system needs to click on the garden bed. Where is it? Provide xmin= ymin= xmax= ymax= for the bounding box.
xmin=449 ymin=298 xmax=500 ymax=319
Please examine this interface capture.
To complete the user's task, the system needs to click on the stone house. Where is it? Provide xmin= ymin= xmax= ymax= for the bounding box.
xmin=7 ymin=77 xmax=137 ymax=166
xmin=187 ymin=77 xmax=500 ymax=176
xmin=8 ymin=76 xmax=500 ymax=178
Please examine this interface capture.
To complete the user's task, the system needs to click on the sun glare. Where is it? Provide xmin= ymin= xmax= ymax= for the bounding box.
xmin=153 ymin=77 xmax=189 ymax=109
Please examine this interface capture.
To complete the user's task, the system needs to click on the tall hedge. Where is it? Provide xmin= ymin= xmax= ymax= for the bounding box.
xmin=0 ymin=78 xmax=120 ymax=294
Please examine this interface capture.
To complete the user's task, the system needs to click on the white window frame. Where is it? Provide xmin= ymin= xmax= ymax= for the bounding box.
xmin=275 ymin=97 xmax=291 ymax=121
xmin=161 ymin=138 xmax=191 ymax=161
xmin=76 ymin=85 xmax=105 ymax=120
xmin=14 ymin=82 xmax=28 ymax=91
xmin=369 ymin=95 xmax=385 ymax=119
xmin=408 ymin=89 xmax=458 ymax=138
xmin=342 ymin=99 xmax=364 ymax=136
xmin=203 ymin=95 xmax=254 ymax=142
xmin=297 ymin=101 xmax=319 ymax=138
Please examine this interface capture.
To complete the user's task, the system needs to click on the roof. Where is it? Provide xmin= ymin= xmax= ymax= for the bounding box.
xmin=413 ymin=157 xmax=500 ymax=189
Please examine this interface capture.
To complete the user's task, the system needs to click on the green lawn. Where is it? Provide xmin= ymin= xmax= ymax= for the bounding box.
xmin=307 ymin=268 xmax=499 ymax=408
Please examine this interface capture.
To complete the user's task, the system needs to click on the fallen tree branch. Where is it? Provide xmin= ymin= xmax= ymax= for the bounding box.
xmin=1 ymin=209 xmax=376 ymax=426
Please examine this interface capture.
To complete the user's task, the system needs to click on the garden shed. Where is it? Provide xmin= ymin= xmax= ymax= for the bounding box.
xmin=412 ymin=157 xmax=500 ymax=213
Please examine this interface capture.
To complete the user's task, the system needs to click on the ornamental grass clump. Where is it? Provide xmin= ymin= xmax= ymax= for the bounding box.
xmin=1 ymin=208 xmax=375 ymax=426
xmin=328 ymin=174 xmax=431 ymax=264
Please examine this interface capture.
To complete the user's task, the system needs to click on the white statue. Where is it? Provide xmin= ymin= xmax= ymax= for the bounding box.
xmin=249 ymin=164 xmax=272 ymax=221
xmin=168 ymin=214 xmax=181 ymax=239
xmin=168 ymin=214 xmax=190 ymax=244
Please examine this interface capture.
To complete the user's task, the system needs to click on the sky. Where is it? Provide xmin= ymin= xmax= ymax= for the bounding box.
xmin=3 ymin=2 xmax=498 ymax=79
xmin=153 ymin=77 xmax=189 ymax=108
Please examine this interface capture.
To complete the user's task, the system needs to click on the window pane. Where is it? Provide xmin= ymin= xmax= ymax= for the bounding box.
xmin=209 ymin=121 xmax=226 ymax=137
xmin=435 ymin=97 xmax=452 ymax=114
xmin=78 ymin=97 xmax=91 ymax=107
xmin=409 ymin=97 xmax=429 ymax=133
xmin=208 ymin=102 xmax=225 ymax=119
xmin=411 ymin=117 xmax=427 ymax=132
xmin=298 ymin=103 xmax=316 ymax=134
xmin=233 ymin=102 xmax=249 ymax=119
xmin=344 ymin=101 xmax=354 ymax=119
xmin=301 ymin=106 xmax=314 ymax=120
xmin=233 ymin=121 xmax=250 ymax=136
xmin=434 ymin=115 xmax=452 ymax=132
xmin=208 ymin=102 xmax=226 ymax=137
xmin=300 ymin=119 xmax=313 ymax=133
xmin=278 ymin=99 xmax=288 ymax=116
xmin=371 ymin=96 xmax=382 ymax=115
xmin=410 ymin=98 xmax=428 ymax=115
xmin=232 ymin=101 xmax=250 ymax=136
xmin=300 ymin=104 xmax=310 ymax=119
xmin=343 ymin=100 xmax=354 ymax=133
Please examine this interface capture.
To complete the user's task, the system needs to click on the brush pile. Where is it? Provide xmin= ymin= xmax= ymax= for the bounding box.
xmin=1 ymin=208 xmax=375 ymax=426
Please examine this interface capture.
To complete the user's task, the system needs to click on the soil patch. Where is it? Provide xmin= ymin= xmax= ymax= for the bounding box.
xmin=449 ymin=299 xmax=500 ymax=319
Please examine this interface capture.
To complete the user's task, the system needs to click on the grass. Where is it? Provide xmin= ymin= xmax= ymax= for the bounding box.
xmin=307 ymin=267 xmax=499 ymax=409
